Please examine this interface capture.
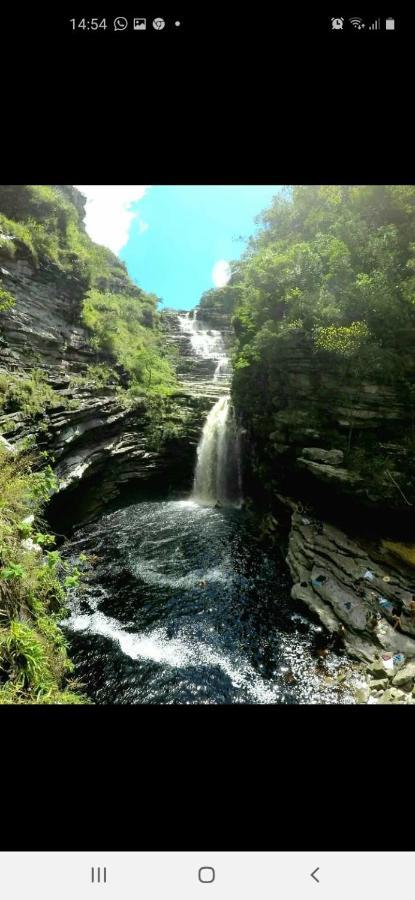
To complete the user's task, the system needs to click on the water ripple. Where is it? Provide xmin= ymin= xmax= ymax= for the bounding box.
xmin=63 ymin=500 xmax=355 ymax=705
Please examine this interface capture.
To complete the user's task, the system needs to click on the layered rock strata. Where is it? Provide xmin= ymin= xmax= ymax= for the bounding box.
xmin=286 ymin=507 xmax=415 ymax=701
xmin=0 ymin=252 xmax=218 ymax=526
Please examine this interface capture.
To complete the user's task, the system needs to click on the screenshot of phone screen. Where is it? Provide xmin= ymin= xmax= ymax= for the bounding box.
xmin=0 ymin=5 xmax=413 ymax=896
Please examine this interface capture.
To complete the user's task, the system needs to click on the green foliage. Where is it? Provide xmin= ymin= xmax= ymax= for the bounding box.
xmin=0 ymin=185 xmax=179 ymax=405
xmin=64 ymin=571 xmax=81 ymax=589
xmin=0 ymin=186 xmax=120 ymax=287
xmin=198 ymin=283 xmax=241 ymax=319
xmin=85 ymin=364 xmax=119 ymax=386
xmin=313 ymin=321 xmax=369 ymax=356
xmin=0 ymin=287 xmax=15 ymax=311
xmin=0 ymin=369 xmax=68 ymax=419
xmin=17 ymin=519 xmax=33 ymax=538
xmin=28 ymin=466 xmax=58 ymax=502
xmin=0 ymin=185 xmax=85 ymax=272
xmin=1 ymin=621 xmax=56 ymax=693
xmin=1 ymin=563 xmax=24 ymax=580
xmin=82 ymin=289 xmax=177 ymax=394
xmin=0 ymin=443 xmax=87 ymax=704
xmin=143 ymin=396 xmax=195 ymax=451
xmin=228 ymin=185 xmax=415 ymax=356
xmin=0 ymin=213 xmax=38 ymax=262
xmin=199 ymin=185 xmax=415 ymax=509
xmin=34 ymin=532 xmax=55 ymax=547
xmin=45 ymin=550 xmax=61 ymax=570
xmin=226 ymin=185 xmax=415 ymax=387
xmin=0 ymin=185 xmax=79 ymax=227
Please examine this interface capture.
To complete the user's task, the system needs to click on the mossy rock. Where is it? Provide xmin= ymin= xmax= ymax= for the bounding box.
xmin=382 ymin=540 xmax=415 ymax=568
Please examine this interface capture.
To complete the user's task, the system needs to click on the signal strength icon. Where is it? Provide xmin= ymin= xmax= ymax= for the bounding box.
xmin=349 ymin=17 xmax=365 ymax=28
xmin=368 ymin=18 xmax=381 ymax=29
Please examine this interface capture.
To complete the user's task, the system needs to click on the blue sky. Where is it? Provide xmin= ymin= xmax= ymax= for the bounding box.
xmin=76 ymin=185 xmax=283 ymax=310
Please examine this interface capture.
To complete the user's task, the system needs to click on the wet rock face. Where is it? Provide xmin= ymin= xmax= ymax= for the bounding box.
xmin=0 ymin=251 xmax=216 ymax=527
xmin=0 ymin=255 xmax=91 ymax=376
xmin=237 ymin=330 xmax=415 ymax=518
xmin=287 ymin=510 xmax=415 ymax=666
xmin=297 ymin=456 xmax=359 ymax=487
xmin=0 ymin=372 xmax=211 ymax=529
xmin=392 ymin=660 xmax=415 ymax=687
xmin=45 ymin=391 xmax=212 ymax=530
xmin=300 ymin=447 xmax=344 ymax=466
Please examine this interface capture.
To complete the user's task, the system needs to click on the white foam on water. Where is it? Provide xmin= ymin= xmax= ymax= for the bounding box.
xmin=131 ymin=556 xmax=228 ymax=589
xmin=65 ymin=609 xmax=279 ymax=703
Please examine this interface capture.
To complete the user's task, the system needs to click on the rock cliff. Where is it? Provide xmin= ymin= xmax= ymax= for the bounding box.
xmin=0 ymin=200 xmax=216 ymax=529
xmin=233 ymin=321 xmax=415 ymax=702
xmin=237 ymin=330 xmax=414 ymax=524
xmin=282 ymin=505 xmax=415 ymax=702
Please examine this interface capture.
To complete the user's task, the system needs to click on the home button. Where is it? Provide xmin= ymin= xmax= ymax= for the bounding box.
xmin=198 ymin=867 xmax=215 ymax=884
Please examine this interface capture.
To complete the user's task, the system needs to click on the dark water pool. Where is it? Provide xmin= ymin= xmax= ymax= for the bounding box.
xmin=62 ymin=499 xmax=354 ymax=704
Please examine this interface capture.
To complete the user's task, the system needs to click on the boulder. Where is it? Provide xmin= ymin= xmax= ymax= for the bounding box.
xmin=369 ymin=678 xmax=388 ymax=691
xmin=354 ymin=685 xmax=370 ymax=703
xmin=301 ymin=447 xmax=344 ymax=466
xmin=0 ymin=434 xmax=16 ymax=453
xmin=367 ymin=660 xmax=389 ymax=679
xmin=378 ymin=687 xmax=409 ymax=704
xmin=392 ymin=659 xmax=415 ymax=688
xmin=297 ymin=457 xmax=359 ymax=485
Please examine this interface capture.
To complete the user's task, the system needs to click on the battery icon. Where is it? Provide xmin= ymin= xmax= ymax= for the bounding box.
xmin=385 ymin=17 xmax=395 ymax=29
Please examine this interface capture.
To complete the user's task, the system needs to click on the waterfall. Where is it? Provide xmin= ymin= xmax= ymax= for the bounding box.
xmin=213 ymin=357 xmax=232 ymax=382
xmin=177 ymin=306 xmax=241 ymax=504
xmin=193 ymin=396 xmax=242 ymax=506
xmin=177 ymin=309 xmax=230 ymax=376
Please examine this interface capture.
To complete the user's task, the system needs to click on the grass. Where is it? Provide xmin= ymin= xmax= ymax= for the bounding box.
xmin=82 ymin=289 xmax=178 ymax=395
xmin=0 ymin=213 xmax=39 ymax=263
xmin=0 ymin=286 xmax=15 ymax=311
xmin=0 ymin=443 xmax=88 ymax=704
xmin=0 ymin=369 xmax=75 ymax=420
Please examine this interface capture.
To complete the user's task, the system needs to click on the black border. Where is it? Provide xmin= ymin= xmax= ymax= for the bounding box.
xmin=4 ymin=704 xmax=411 ymax=849
xmin=4 ymin=5 xmax=414 ymax=184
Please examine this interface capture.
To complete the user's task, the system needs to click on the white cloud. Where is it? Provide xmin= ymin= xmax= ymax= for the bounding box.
xmin=212 ymin=260 xmax=231 ymax=288
xmin=75 ymin=185 xmax=150 ymax=254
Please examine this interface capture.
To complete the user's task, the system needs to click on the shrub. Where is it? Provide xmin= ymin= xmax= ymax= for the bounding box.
xmin=0 ymin=287 xmax=15 ymax=311
xmin=312 ymin=321 xmax=370 ymax=356
xmin=0 ymin=369 xmax=68 ymax=418
xmin=82 ymin=289 xmax=178 ymax=394
xmin=0 ymin=443 xmax=87 ymax=704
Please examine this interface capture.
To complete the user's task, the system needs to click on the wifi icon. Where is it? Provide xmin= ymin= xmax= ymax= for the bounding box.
xmin=349 ymin=17 xmax=365 ymax=28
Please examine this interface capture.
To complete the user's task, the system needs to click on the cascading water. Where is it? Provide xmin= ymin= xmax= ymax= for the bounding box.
xmin=177 ymin=309 xmax=232 ymax=387
xmin=178 ymin=307 xmax=242 ymax=505
xmin=193 ymin=395 xmax=242 ymax=506
xmin=213 ymin=356 xmax=232 ymax=382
